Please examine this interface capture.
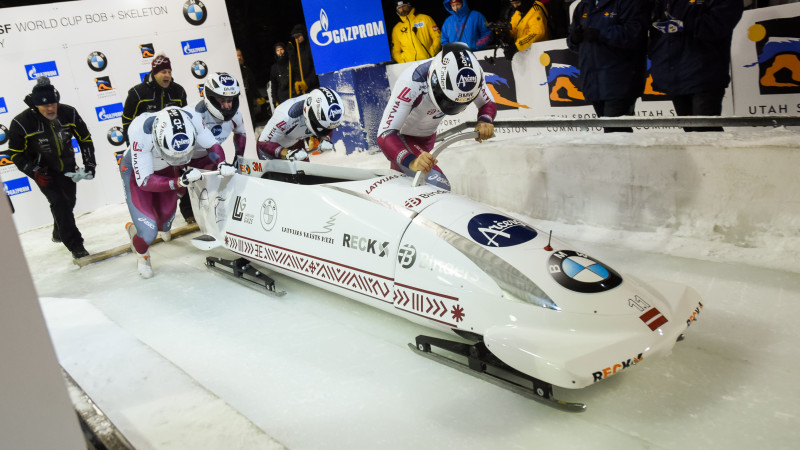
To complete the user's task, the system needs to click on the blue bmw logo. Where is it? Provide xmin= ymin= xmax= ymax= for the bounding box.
xmin=548 ymin=250 xmax=622 ymax=293
xmin=87 ymin=51 xmax=107 ymax=72
xmin=183 ymin=0 xmax=207 ymax=26
xmin=191 ymin=60 xmax=208 ymax=79
xmin=0 ymin=124 xmax=8 ymax=145
xmin=107 ymin=126 xmax=124 ymax=146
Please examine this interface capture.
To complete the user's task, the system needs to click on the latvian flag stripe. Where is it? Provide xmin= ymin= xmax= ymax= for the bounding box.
xmin=640 ymin=307 xmax=668 ymax=331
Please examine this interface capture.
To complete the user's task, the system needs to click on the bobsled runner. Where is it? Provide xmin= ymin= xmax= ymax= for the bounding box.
xmin=185 ymin=133 xmax=704 ymax=411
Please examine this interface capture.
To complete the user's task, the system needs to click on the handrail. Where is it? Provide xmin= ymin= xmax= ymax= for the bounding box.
xmin=412 ymin=131 xmax=480 ymax=187
xmin=436 ymin=115 xmax=800 ymax=141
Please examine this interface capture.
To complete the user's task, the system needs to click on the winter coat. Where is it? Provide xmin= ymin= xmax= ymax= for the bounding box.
xmin=509 ymin=0 xmax=550 ymax=52
xmin=567 ymin=0 xmax=650 ymax=102
xmin=648 ymin=0 xmax=744 ymax=96
xmin=270 ymin=44 xmax=292 ymax=106
xmin=287 ymin=25 xmax=319 ymax=95
xmin=121 ymin=74 xmax=187 ymax=143
xmin=391 ymin=8 xmax=442 ymax=63
xmin=440 ymin=0 xmax=493 ymax=51
xmin=8 ymin=99 xmax=95 ymax=176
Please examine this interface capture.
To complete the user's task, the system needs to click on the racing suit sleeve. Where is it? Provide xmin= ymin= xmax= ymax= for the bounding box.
xmin=130 ymin=141 xmax=183 ymax=192
xmin=376 ymin=77 xmax=425 ymax=169
xmin=234 ymin=133 xmax=246 ymax=157
xmin=189 ymin=144 xmax=227 ymax=169
xmin=474 ymin=82 xmax=498 ymax=124
xmin=256 ymin=121 xmax=290 ymax=159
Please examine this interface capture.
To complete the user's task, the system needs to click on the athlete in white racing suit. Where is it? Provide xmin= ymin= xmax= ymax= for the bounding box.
xmin=256 ymin=87 xmax=344 ymax=161
xmin=377 ymin=42 xmax=497 ymax=190
xmin=119 ymin=106 xmax=231 ymax=278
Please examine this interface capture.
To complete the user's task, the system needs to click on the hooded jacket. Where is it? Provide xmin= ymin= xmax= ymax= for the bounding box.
xmin=121 ymin=73 xmax=188 ymax=144
xmin=648 ymin=0 xmax=743 ymax=96
xmin=440 ymin=0 xmax=493 ymax=51
xmin=391 ymin=8 xmax=442 ymax=63
xmin=8 ymin=95 xmax=96 ymax=177
xmin=508 ymin=0 xmax=550 ymax=52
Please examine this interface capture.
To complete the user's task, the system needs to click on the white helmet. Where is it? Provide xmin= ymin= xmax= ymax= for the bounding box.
xmin=427 ymin=42 xmax=483 ymax=115
xmin=151 ymin=107 xmax=196 ymax=165
xmin=203 ymin=72 xmax=240 ymax=121
xmin=303 ymin=87 xmax=344 ymax=137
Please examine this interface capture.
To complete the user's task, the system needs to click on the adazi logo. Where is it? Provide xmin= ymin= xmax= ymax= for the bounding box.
xmin=309 ymin=9 xmax=385 ymax=47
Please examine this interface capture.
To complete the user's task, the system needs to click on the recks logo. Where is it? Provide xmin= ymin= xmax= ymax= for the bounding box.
xmin=95 ymin=102 xmax=124 ymax=122
xmin=4 ymin=177 xmax=32 ymax=196
xmin=181 ymin=38 xmax=207 ymax=55
xmin=24 ymin=61 xmax=59 ymax=80
xmin=0 ymin=97 xmax=7 ymax=114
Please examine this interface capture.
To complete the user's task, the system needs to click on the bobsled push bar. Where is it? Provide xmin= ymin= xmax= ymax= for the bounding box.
xmin=205 ymin=256 xmax=287 ymax=297
xmin=412 ymin=131 xmax=480 ymax=188
xmin=409 ymin=335 xmax=586 ymax=412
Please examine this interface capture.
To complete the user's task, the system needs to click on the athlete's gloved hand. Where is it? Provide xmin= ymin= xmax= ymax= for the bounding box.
xmin=410 ymin=151 xmax=436 ymax=173
xmin=32 ymin=167 xmax=50 ymax=187
xmin=178 ymin=168 xmax=202 ymax=187
xmin=305 ymin=136 xmax=320 ymax=151
xmin=294 ymin=80 xmax=308 ymax=95
xmin=286 ymin=149 xmax=308 ymax=161
xmin=64 ymin=167 xmax=92 ymax=183
xmin=318 ymin=140 xmax=334 ymax=152
xmin=653 ymin=19 xmax=684 ymax=34
xmin=475 ymin=122 xmax=495 ymax=143
xmin=217 ymin=162 xmax=236 ymax=177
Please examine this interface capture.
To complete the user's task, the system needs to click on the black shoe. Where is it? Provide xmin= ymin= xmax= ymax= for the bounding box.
xmin=52 ymin=235 xmax=62 ymax=243
xmin=185 ymin=216 xmax=196 ymax=224
xmin=71 ymin=247 xmax=89 ymax=259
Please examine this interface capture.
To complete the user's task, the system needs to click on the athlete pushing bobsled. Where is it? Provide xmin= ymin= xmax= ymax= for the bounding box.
xmin=377 ymin=42 xmax=497 ymax=190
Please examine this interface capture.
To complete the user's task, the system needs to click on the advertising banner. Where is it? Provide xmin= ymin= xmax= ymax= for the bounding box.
xmin=300 ymin=0 xmax=390 ymax=74
xmin=731 ymin=2 xmax=800 ymax=116
xmin=0 ymin=0 xmax=247 ymax=233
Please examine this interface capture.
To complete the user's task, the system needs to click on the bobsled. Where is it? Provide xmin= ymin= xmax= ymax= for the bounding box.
xmin=186 ymin=133 xmax=704 ymax=411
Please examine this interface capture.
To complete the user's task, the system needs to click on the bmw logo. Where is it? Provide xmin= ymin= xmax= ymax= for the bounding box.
xmin=183 ymin=0 xmax=207 ymax=26
xmin=191 ymin=60 xmax=208 ymax=79
xmin=87 ymin=51 xmax=107 ymax=72
xmin=107 ymin=126 xmax=124 ymax=146
xmin=0 ymin=124 xmax=8 ymax=145
xmin=467 ymin=213 xmax=537 ymax=247
xmin=261 ymin=198 xmax=277 ymax=231
xmin=548 ymin=250 xmax=622 ymax=293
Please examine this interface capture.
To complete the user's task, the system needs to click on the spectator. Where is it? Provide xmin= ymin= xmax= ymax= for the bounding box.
xmin=391 ymin=1 xmax=442 ymax=63
xmin=269 ymin=42 xmax=292 ymax=107
xmin=287 ymin=24 xmax=319 ymax=96
xmin=7 ymin=77 xmax=96 ymax=259
xmin=540 ymin=0 xmax=571 ymax=39
xmin=501 ymin=0 xmax=551 ymax=61
xmin=121 ymin=53 xmax=188 ymax=145
xmin=237 ymin=48 xmax=267 ymax=126
xmin=567 ymin=0 xmax=649 ymax=132
xmin=120 ymin=107 xmax=230 ymax=278
xmin=440 ymin=0 xmax=493 ymax=51
xmin=257 ymin=88 xmax=344 ymax=161
xmin=376 ymin=43 xmax=497 ymax=191
xmin=648 ymin=0 xmax=744 ymax=132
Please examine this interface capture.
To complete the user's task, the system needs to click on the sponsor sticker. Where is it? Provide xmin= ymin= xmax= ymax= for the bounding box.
xmin=25 ymin=61 xmax=59 ymax=80
xmin=548 ymin=250 xmax=622 ymax=293
xmin=467 ymin=213 xmax=537 ymax=247
xmin=95 ymin=103 xmax=124 ymax=122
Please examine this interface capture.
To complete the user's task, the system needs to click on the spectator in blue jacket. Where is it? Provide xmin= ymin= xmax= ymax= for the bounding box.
xmin=441 ymin=0 xmax=493 ymax=51
xmin=567 ymin=0 xmax=650 ymax=132
xmin=648 ymin=0 xmax=743 ymax=132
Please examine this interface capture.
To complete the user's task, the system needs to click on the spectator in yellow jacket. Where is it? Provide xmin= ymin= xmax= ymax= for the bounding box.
xmin=391 ymin=1 xmax=442 ymax=63
xmin=504 ymin=0 xmax=550 ymax=60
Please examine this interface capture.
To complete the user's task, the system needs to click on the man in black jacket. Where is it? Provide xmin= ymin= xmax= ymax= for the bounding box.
xmin=121 ymin=53 xmax=188 ymax=144
xmin=7 ymin=77 xmax=96 ymax=259
xmin=269 ymin=42 xmax=292 ymax=107
xmin=287 ymin=25 xmax=320 ymax=96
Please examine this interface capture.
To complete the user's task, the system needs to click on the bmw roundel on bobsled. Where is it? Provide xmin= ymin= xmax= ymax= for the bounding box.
xmin=186 ymin=134 xmax=704 ymax=411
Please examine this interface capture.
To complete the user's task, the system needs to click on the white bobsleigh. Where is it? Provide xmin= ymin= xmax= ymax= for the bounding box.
xmin=186 ymin=134 xmax=703 ymax=411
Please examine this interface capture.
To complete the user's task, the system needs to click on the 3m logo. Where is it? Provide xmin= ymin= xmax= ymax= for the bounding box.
xmin=640 ymin=307 xmax=668 ymax=331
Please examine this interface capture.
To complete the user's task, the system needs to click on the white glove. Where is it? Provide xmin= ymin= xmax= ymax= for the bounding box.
xmin=217 ymin=162 xmax=236 ymax=177
xmin=178 ymin=168 xmax=202 ymax=187
xmin=319 ymin=140 xmax=334 ymax=152
xmin=286 ymin=149 xmax=308 ymax=161
xmin=64 ymin=167 xmax=92 ymax=183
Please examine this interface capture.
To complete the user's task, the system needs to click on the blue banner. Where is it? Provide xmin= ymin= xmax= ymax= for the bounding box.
xmin=301 ymin=0 xmax=390 ymax=74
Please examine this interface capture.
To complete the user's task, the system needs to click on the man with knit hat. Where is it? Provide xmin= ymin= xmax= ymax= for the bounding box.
xmin=7 ymin=76 xmax=96 ymax=260
xmin=121 ymin=53 xmax=188 ymax=146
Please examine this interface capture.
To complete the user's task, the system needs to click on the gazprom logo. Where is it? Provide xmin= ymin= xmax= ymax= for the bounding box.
xmin=3 ymin=177 xmax=32 ymax=197
xmin=95 ymin=102 xmax=124 ymax=122
xmin=309 ymin=9 xmax=385 ymax=47
xmin=328 ymin=104 xmax=342 ymax=122
xmin=0 ymin=97 xmax=7 ymax=114
xmin=171 ymin=133 xmax=191 ymax=151
xmin=25 ymin=61 xmax=59 ymax=80
xmin=456 ymin=68 xmax=478 ymax=92
xmin=182 ymin=38 xmax=208 ymax=55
